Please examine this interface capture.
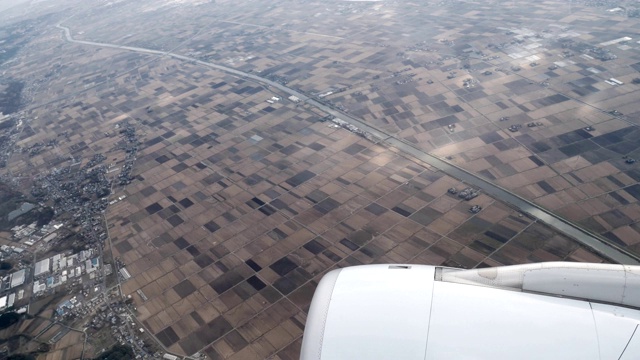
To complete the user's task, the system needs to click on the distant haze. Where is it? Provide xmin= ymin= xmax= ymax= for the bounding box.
xmin=0 ymin=0 xmax=31 ymax=13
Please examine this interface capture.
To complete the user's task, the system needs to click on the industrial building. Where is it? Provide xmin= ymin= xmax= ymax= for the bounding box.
xmin=35 ymin=258 xmax=50 ymax=277
xmin=9 ymin=269 xmax=25 ymax=288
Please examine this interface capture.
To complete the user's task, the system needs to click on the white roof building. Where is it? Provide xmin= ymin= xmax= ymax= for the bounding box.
xmin=85 ymin=258 xmax=99 ymax=273
xmin=10 ymin=269 xmax=25 ymax=288
xmin=33 ymin=280 xmax=46 ymax=293
xmin=52 ymin=255 xmax=65 ymax=271
xmin=34 ymin=258 xmax=50 ymax=276
xmin=119 ymin=267 xmax=131 ymax=280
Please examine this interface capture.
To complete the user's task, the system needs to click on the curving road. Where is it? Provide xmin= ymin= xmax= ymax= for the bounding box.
xmin=56 ymin=25 xmax=640 ymax=265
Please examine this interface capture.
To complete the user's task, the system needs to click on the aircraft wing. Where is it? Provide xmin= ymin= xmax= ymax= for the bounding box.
xmin=300 ymin=263 xmax=640 ymax=359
